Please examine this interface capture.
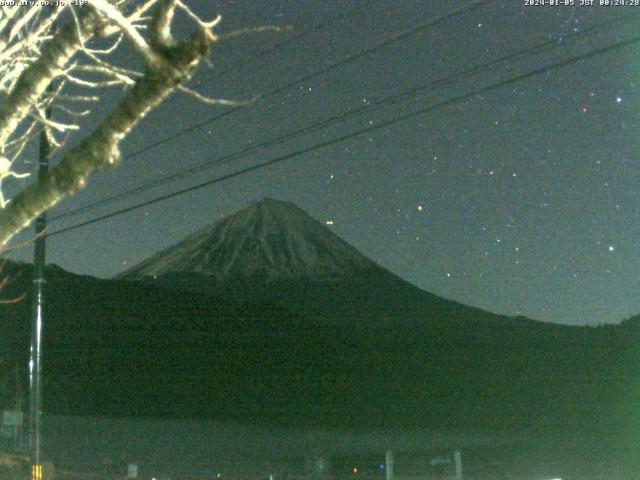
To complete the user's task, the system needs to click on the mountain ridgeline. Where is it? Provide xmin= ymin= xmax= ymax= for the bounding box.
xmin=116 ymin=198 xmax=537 ymax=328
xmin=0 ymin=198 xmax=638 ymax=442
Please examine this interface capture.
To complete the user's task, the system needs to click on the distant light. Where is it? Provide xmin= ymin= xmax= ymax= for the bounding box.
xmin=352 ymin=467 xmax=359 ymax=474
xmin=325 ymin=220 xmax=334 ymax=225
xmin=616 ymin=96 xmax=622 ymax=104
xmin=417 ymin=205 xmax=423 ymax=211
xmin=609 ymin=245 xmax=615 ymax=252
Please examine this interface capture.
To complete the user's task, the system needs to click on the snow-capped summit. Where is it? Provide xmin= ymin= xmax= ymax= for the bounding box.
xmin=116 ymin=198 xmax=518 ymax=328
xmin=118 ymin=198 xmax=379 ymax=283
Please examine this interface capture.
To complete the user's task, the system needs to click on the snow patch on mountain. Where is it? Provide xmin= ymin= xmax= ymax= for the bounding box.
xmin=117 ymin=198 xmax=379 ymax=283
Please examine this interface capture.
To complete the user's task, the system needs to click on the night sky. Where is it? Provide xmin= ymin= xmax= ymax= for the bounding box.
xmin=5 ymin=0 xmax=640 ymax=325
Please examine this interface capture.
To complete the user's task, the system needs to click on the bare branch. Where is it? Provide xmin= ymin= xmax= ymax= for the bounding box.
xmin=62 ymin=71 xmax=126 ymax=88
xmin=0 ymin=156 xmax=30 ymax=208
xmin=0 ymin=21 xmax=217 ymax=245
xmin=0 ymin=0 xmax=264 ymax=246
xmin=99 ymin=0 xmax=159 ymax=37
xmin=51 ymin=104 xmax=91 ymax=117
xmin=176 ymin=1 xmax=221 ymax=29
xmin=55 ymin=94 xmax=101 ymax=103
xmin=75 ymin=63 xmax=140 ymax=85
xmin=0 ymin=228 xmax=46 ymax=255
xmin=150 ymin=0 xmax=177 ymax=48
xmin=177 ymin=84 xmax=252 ymax=106
xmin=0 ymin=261 xmax=25 ymax=305
xmin=83 ymin=33 xmax=123 ymax=54
xmin=219 ymin=25 xmax=292 ymax=41
xmin=0 ymin=8 xmax=98 ymax=149
xmin=0 ymin=292 xmax=25 ymax=305
xmin=6 ymin=121 xmax=37 ymax=164
xmin=31 ymin=111 xmax=79 ymax=133
xmin=88 ymin=0 xmax=161 ymax=66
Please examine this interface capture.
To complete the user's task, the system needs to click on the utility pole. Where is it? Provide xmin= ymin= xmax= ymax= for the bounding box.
xmin=385 ymin=451 xmax=394 ymax=480
xmin=454 ymin=450 xmax=463 ymax=480
xmin=29 ymin=102 xmax=51 ymax=480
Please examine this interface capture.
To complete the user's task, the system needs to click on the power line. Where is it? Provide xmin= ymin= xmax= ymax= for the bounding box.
xmin=52 ymin=0 xmax=490 ymax=221
xmin=46 ymin=33 xmax=640 ymax=239
xmin=107 ymin=0 xmax=491 ymax=163
xmin=49 ymin=11 xmax=640 ymax=223
xmin=46 ymin=3 xmax=367 ymax=224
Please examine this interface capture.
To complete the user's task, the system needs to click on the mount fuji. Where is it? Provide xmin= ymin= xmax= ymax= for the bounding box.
xmin=118 ymin=197 xmax=378 ymax=283
xmin=117 ymin=198 xmax=530 ymax=328
xmin=0 ymin=198 xmax=633 ymax=438
xmin=110 ymin=199 xmax=634 ymax=435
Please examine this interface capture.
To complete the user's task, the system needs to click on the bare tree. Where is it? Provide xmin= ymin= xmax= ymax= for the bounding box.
xmin=0 ymin=0 xmax=244 ymax=247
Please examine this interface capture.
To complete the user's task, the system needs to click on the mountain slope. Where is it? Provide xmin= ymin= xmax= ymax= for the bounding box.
xmin=117 ymin=198 xmax=539 ymax=328
xmin=108 ymin=198 xmax=640 ymax=438
xmin=0 ymin=260 xmax=635 ymax=436
xmin=0 ymin=199 xmax=637 ymax=443
xmin=117 ymin=198 xmax=377 ymax=283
